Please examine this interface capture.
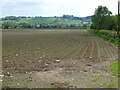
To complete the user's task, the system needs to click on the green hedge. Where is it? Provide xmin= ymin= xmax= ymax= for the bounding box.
xmin=90 ymin=30 xmax=119 ymax=46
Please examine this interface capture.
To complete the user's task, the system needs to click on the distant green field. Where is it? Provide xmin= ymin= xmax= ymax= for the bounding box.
xmin=1 ymin=16 xmax=91 ymax=29
xmin=2 ymin=17 xmax=88 ymax=24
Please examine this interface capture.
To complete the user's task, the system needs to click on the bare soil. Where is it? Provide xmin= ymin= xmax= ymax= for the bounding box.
xmin=2 ymin=30 xmax=118 ymax=88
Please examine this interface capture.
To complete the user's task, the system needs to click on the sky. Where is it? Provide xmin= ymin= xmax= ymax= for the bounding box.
xmin=0 ymin=0 xmax=118 ymax=17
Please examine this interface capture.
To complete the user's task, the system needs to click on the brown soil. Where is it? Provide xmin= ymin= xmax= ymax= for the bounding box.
xmin=2 ymin=30 xmax=118 ymax=88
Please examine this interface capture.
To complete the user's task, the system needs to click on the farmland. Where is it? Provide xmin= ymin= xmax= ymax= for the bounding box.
xmin=1 ymin=16 xmax=91 ymax=29
xmin=2 ymin=29 xmax=118 ymax=88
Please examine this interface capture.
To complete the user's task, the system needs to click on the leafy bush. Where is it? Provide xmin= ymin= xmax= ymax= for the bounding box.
xmin=90 ymin=30 xmax=119 ymax=46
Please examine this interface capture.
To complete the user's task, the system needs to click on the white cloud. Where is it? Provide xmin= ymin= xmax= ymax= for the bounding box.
xmin=1 ymin=0 xmax=118 ymax=17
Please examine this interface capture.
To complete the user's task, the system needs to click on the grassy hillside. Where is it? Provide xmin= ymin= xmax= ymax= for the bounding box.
xmin=1 ymin=15 xmax=91 ymax=29
xmin=2 ymin=17 xmax=91 ymax=24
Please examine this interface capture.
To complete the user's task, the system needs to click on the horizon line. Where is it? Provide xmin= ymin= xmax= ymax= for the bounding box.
xmin=1 ymin=14 xmax=93 ymax=18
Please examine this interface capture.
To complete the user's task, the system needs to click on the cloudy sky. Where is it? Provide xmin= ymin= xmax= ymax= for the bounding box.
xmin=0 ymin=0 xmax=118 ymax=17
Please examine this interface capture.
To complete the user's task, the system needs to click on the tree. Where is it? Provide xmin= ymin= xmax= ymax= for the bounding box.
xmin=91 ymin=5 xmax=112 ymax=30
xmin=110 ymin=15 xmax=118 ymax=31
xmin=19 ymin=23 xmax=32 ymax=28
xmin=2 ymin=22 xmax=19 ymax=29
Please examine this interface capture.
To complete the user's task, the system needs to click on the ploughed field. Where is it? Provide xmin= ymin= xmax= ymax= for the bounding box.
xmin=2 ymin=30 xmax=118 ymax=88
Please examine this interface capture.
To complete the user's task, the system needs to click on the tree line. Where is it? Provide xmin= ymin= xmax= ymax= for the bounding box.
xmin=1 ymin=22 xmax=90 ymax=29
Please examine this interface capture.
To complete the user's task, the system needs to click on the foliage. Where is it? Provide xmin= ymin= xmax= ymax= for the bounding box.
xmin=111 ymin=15 xmax=118 ymax=31
xmin=19 ymin=23 xmax=32 ymax=28
xmin=90 ymin=30 xmax=120 ymax=46
xmin=91 ymin=5 xmax=117 ymax=30
xmin=2 ymin=16 xmax=20 ymax=21
xmin=2 ymin=22 xmax=19 ymax=29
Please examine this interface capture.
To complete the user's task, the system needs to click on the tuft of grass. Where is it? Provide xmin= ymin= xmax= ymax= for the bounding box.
xmin=109 ymin=60 xmax=120 ymax=77
xmin=92 ymin=77 xmax=99 ymax=83
xmin=105 ymin=80 xmax=116 ymax=88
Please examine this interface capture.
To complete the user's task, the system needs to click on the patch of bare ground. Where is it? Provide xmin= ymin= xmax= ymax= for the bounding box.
xmin=2 ymin=30 xmax=118 ymax=88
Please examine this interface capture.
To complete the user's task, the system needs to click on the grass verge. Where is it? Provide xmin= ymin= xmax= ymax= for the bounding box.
xmin=109 ymin=60 xmax=120 ymax=77
xmin=90 ymin=30 xmax=120 ymax=46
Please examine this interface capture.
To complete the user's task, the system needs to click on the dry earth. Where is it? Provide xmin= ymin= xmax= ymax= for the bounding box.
xmin=2 ymin=29 xmax=118 ymax=88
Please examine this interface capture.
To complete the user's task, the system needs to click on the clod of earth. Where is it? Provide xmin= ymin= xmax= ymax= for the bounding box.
xmin=86 ymin=64 xmax=92 ymax=66
xmin=0 ymin=75 xmax=4 ymax=77
xmin=40 ymin=57 xmax=43 ymax=59
xmin=43 ymin=68 xmax=48 ymax=71
xmin=56 ymin=60 xmax=60 ymax=63
xmin=45 ymin=63 xmax=48 ymax=66
xmin=16 ymin=54 xmax=19 ymax=57
xmin=6 ymin=60 xmax=9 ymax=62
xmin=10 ymin=75 xmax=13 ymax=78
xmin=16 ymin=83 xmax=20 ymax=86
xmin=6 ymin=72 xmax=11 ymax=76
xmin=0 ymin=80 xmax=3 ymax=82
xmin=84 ymin=69 xmax=87 ymax=72
xmin=89 ymin=57 xmax=92 ymax=59
xmin=25 ymin=71 xmax=28 ymax=74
